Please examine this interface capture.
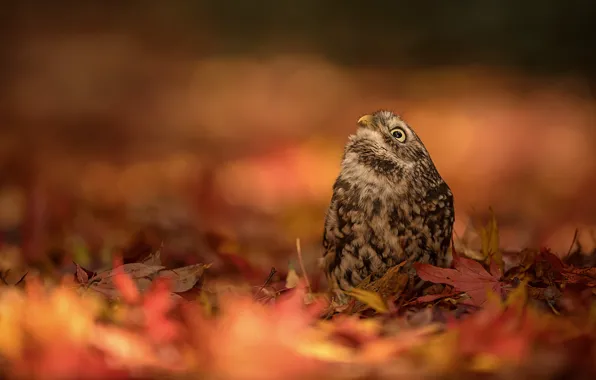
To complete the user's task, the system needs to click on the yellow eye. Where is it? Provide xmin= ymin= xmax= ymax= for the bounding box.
xmin=390 ymin=128 xmax=406 ymax=142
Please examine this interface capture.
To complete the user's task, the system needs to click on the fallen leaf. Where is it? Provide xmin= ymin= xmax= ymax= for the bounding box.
xmin=141 ymin=247 xmax=163 ymax=267
xmin=156 ymin=264 xmax=208 ymax=293
xmin=360 ymin=262 xmax=409 ymax=300
xmin=285 ymin=268 xmax=300 ymax=289
xmin=75 ymin=264 xmax=89 ymax=284
xmin=415 ymin=251 xmax=506 ymax=306
xmin=480 ymin=209 xmax=503 ymax=275
xmin=89 ymin=263 xmax=165 ymax=285
xmin=562 ymin=266 xmax=596 ymax=287
xmin=86 ymin=283 xmax=123 ymax=299
xmin=536 ymin=248 xmax=565 ymax=278
xmin=344 ymin=288 xmax=388 ymax=314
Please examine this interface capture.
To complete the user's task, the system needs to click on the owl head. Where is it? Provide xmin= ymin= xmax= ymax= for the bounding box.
xmin=342 ymin=110 xmax=443 ymax=188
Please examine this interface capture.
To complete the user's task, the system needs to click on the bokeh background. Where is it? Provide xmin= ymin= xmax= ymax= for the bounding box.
xmin=1 ymin=1 xmax=596 ymax=279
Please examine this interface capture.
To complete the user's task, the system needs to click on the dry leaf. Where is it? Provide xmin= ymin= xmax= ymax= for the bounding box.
xmin=142 ymin=248 xmax=162 ymax=267
xmin=88 ymin=263 xmax=165 ymax=285
xmin=156 ymin=264 xmax=208 ymax=293
xmin=480 ymin=208 xmax=503 ymax=274
xmin=344 ymin=288 xmax=388 ymax=314
xmin=285 ymin=268 xmax=300 ymax=289
xmin=75 ymin=264 xmax=89 ymax=284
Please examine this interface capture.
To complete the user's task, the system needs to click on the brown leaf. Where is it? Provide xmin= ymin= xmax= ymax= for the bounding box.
xmin=75 ymin=264 xmax=89 ymax=284
xmin=86 ymin=283 xmax=122 ymax=299
xmin=84 ymin=262 xmax=165 ymax=301
xmin=156 ymin=264 xmax=208 ymax=293
xmin=141 ymin=247 xmax=163 ymax=267
xmin=87 ymin=275 xmax=156 ymax=301
xmin=414 ymin=252 xmax=506 ymax=306
xmin=89 ymin=263 xmax=165 ymax=284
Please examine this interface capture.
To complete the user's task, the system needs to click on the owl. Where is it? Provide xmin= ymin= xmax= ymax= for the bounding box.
xmin=321 ymin=110 xmax=454 ymax=291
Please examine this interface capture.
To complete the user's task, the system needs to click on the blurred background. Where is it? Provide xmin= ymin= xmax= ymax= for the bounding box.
xmin=1 ymin=1 xmax=596 ymax=280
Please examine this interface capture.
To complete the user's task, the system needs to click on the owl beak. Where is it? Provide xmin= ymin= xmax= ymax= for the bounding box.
xmin=357 ymin=114 xmax=374 ymax=128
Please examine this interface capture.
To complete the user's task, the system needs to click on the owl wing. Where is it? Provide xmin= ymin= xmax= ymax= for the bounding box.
xmin=321 ymin=191 xmax=340 ymax=269
xmin=321 ymin=177 xmax=364 ymax=288
xmin=419 ymin=181 xmax=455 ymax=266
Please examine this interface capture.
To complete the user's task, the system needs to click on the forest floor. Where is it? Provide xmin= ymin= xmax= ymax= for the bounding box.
xmin=0 ymin=215 xmax=596 ymax=380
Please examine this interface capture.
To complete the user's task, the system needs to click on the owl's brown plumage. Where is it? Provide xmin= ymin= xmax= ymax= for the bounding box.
xmin=321 ymin=110 xmax=455 ymax=291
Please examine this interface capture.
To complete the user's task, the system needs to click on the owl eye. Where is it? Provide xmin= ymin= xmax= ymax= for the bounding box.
xmin=390 ymin=128 xmax=406 ymax=142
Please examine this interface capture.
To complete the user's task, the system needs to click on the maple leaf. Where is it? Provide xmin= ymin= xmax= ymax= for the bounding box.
xmin=414 ymin=251 xmax=507 ymax=306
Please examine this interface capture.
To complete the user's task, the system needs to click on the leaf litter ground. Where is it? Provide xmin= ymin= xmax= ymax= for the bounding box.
xmin=1 ymin=217 xmax=596 ymax=379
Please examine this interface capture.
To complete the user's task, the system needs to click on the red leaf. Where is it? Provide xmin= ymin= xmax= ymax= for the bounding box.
xmin=414 ymin=253 xmax=506 ymax=307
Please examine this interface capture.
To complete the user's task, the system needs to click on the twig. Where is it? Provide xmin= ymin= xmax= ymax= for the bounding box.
xmin=255 ymin=267 xmax=277 ymax=298
xmin=565 ymin=228 xmax=580 ymax=259
xmin=296 ymin=238 xmax=312 ymax=293
xmin=0 ymin=270 xmax=27 ymax=286
xmin=14 ymin=272 xmax=28 ymax=286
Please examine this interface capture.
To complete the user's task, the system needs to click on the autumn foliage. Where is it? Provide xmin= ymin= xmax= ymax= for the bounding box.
xmin=1 ymin=218 xmax=596 ymax=380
